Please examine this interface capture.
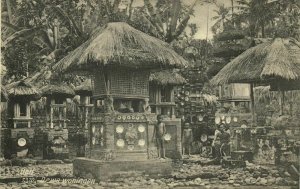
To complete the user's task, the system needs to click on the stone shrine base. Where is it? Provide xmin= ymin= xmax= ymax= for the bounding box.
xmin=73 ymin=157 xmax=173 ymax=181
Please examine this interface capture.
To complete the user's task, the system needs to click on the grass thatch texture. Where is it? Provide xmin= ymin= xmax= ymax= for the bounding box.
xmin=149 ymin=70 xmax=186 ymax=86
xmin=75 ymin=79 xmax=92 ymax=96
xmin=5 ymin=80 xmax=41 ymax=100
xmin=211 ymin=38 xmax=300 ymax=85
xmin=1 ymin=85 xmax=8 ymax=102
xmin=53 ymin=22 xmax=188 ymax=72
xmin=41 ymin=83 xmax=75 ymax=98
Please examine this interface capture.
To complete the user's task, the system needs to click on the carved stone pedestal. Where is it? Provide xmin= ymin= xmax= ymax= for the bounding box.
xmin=73 ymin=157 xmax=173 ymax=181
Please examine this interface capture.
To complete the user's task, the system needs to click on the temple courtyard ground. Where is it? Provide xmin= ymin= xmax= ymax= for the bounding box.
xmin=0 ymin=156 xmax=298 ymax=189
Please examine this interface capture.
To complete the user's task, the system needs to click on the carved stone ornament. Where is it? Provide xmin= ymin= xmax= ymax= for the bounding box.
xmin=125 ymin=123 xmax=138 ymax=145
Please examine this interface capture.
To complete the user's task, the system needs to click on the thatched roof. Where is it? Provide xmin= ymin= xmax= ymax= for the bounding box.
xmin=211 ymin=38 xmax=300 ymax=85
xmin=149 ymin=70 xmax=186 ymax=86
xmin=53 ymin=22 xmax=188 ymax=72
xmin=5 ymin=80 xmax=41 ymax=100
xmin=41 ymin=83 xmax=75 ymax=98
xmin=1 ymin=85 xmax=8 ymax=102
xmin=75 ymin=79 xmax=93 ymax=96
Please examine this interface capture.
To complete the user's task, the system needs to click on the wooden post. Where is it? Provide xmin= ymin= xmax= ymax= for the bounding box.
xmin=250 ymin=83 xmax=255 ymax=126
xmin=85 ymin=107 xmax=88 ymax=129
xmin=290 ymin=91 xmax=293 ymax=116
xmin=63 ymin=100 xmax=67 ymax=128
xmin=50 ymin=99 xmax=54 ymax=129
xmin=279 ymin=90 xmax=285 ymax=115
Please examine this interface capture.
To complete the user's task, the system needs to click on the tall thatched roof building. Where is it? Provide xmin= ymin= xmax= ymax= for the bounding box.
xmin=53 ymin=22 xmax=188 ymax=100
xmin=53 ymin=22 xmax=188 ymax=72
xmin=211 ymin=38 xmax=300 ymax=86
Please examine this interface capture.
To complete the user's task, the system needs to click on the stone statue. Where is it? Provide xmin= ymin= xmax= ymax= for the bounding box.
xmin=143 ymin=98 xmax=151 ymax=113
xmin=104 ymin=96 xmax=114 ymax=113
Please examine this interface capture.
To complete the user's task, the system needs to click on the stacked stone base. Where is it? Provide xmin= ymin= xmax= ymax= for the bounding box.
xmin=73 ymin=157 xmax=173 ymax=181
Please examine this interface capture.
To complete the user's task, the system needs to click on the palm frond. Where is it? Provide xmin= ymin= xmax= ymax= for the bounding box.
xmin=2 ymin=27 xmax=41 ymax=47
xmin=1 ymin=21 xmax=20 ymax=31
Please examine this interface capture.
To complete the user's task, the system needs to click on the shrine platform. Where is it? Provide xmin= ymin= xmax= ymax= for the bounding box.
xmin=73 ymin=157 xmax=173 ymax=181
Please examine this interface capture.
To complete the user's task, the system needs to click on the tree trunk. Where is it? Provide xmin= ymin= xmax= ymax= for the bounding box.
xmin=231 ymin=0 xmax=235 ymax=27
xmin=5 ymin=0 xmax=13 ymax=23
xmin=250 ymin=83 xmax=255 ymax=126
xmin=231 ymin=0 xmax=234 ymax=18
xmin=167 ymin=0 xmax=181 ymax=42
xmin=261 ymin=22 xmax=265 ymax=38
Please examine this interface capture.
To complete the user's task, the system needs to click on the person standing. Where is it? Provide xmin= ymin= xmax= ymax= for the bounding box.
xmin=152 ymin=115 xmax=166 ymax=159
xmin=219 ymin=124 xmax=231 ymax=157
xmin=212 ymin=124 xmax=221 ymax=159
xmin=182 ymin=123 xmax=193 ymax=157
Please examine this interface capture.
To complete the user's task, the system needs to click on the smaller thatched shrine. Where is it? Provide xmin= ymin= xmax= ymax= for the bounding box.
xmin=41 ymin=83 xmax=75 ymax=129
xmin=211 ymin=38 xmax=300 ymax=166
xmin=41 ymin=83 xmax=75 ymax=159
xmin=6 ymin=81 xmax=40 ymax=128
xmin=149 ymin=70 xmax=186 ymax=118
xmin=5 ymin=80 xmax=40 ymax=158
xmin=216 ymin=83 xmax=252 ymax=127
xmin=75 ymin=79 xmax=93 ymax=129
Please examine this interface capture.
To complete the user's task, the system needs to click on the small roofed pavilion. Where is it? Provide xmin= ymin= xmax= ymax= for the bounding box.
xmin=211 ymin=38 xmax=300 ymax=122
xmin=75 ymin=79 xmax=93 ymax=129
xmin=41 ymin=83 xmax=75 ymax=129
xmin=5 ymin=81 xmax=40 ymax=158
xmin=41 ymin=83 xmax=75 ymax=159
xmin=149 ymin=70 xmax=186 ymax=118
xmin=6 ymin=81 xmax=40 ymax=128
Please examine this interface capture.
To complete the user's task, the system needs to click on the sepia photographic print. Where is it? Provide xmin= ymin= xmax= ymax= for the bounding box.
xmin=0 ymin=0 xmax=299 ymax=188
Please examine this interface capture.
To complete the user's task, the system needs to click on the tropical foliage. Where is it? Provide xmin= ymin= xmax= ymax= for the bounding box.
xmin=212 ymin=0 xmax=300 ymax=39
xmin=2 ymin=0 xmax=216 ymax=83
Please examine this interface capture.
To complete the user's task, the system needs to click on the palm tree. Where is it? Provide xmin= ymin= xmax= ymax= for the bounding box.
xmin=142 ymin=0 xmax=198 ymax=43
xmin=211 ymin=3 xmax=231 ymax=34
xmin=236 ymin=0 xmax=278 ymax=37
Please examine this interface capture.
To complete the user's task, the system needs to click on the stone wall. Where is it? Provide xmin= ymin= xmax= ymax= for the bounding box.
xmin=73 ymin=157 xmax=173 ymax=181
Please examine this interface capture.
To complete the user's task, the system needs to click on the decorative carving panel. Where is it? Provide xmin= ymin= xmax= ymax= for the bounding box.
xmin=90 ymin=124 xmax=105 ymax=148
xmin=114 ymin=122 xmax=147 ymax=152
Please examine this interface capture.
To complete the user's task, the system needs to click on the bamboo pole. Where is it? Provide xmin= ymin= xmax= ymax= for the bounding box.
xmin=280 ymin=90 xmax=285 ymax=115
xmin=250 ymin=83 xmax=255 ymax=126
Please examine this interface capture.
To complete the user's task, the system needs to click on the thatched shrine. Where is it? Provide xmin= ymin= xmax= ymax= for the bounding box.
xmin=149 ymin=70 xmax=186 ymax=118
xmin=211 ymin=38 xmax=300 ymax=85
xmin=215 ymin=83 xmax=252 ymax=128
xmin=211 ymin=38 xmax=300 ymax=165
xmin=75 ymin=79 xmax=93 ymax=129
xmin=53 ymin=22 xmax=188 ymax=179
xmin=211 ymin=38 xmax=300 ymax=120
xmin=5 ymin=81 xmax=40 ymax=158
xmin=6 ymin=81 xmax=40 ymax=128
xmin=41 ymin=83 xmax=75 ymax=129
xmin=40 ymin=83 xmax=75 ymax=159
